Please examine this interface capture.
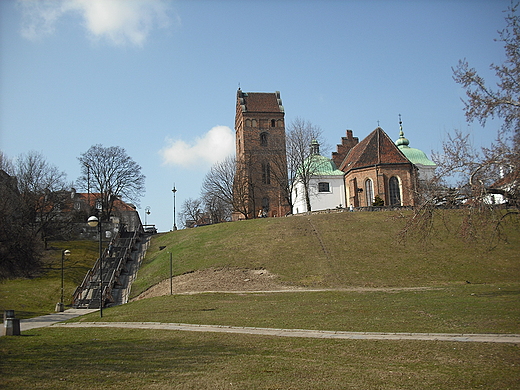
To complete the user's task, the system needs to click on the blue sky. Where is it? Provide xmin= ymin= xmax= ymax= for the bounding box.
xmin=0 ymin=0 xmax=510 ymax=232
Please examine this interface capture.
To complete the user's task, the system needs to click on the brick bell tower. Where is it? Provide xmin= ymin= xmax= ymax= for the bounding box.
xmin=234 ymin=89 xmax=290 ymax=219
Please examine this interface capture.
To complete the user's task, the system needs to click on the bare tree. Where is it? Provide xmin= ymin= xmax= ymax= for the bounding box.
xmin=201 ymin=155 xmax=253 ymax=220
xmin=402 ymin=4 xmax=520 ymax=245
xmin=0 ymin=168 xmax=42 ymax=278
xmin=14 ymin=151 xmax=71 ymax=246
xmin=203 ymin=193 xmax=232 ymax=224
xmin=452 ymin=4 xmax=520 ymax=137
xmin=0 ymin=151 xmax=13 ymax=174
xmin=77 ymin=145 xmax=145 ymax=221
xmin=451 ymin=2 xmax=519 ymax=203
xmin=286 ymin=117 xmax=325 ymax=212
xmin=179 ymin=197 xmax=202 ymax=228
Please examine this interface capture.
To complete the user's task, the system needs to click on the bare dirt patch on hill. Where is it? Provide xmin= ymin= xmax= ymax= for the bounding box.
xmin=133 ymin=267 xmax=301 ymax=300
xmin=133 ymin=267 xmax=437 ymax=301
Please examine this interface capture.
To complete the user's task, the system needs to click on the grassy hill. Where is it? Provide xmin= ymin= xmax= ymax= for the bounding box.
xmin=131 ymin=210 xmax=520 ymax=298
xmin=2 ymin=210 xmax=519 ymax=389
xmin=0 ymin=240 xmax=99 ymax=318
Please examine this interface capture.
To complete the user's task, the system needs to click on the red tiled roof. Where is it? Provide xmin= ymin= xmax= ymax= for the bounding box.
xmin=240 ymin=91 xmax=282 ymax=113
xmin=339 ymin=127 xmax=411 ymax=172
xmin=76 ymin=193 xmax=136 ymax=211
xmin=491 ymin=170 xmax=519 ymax=189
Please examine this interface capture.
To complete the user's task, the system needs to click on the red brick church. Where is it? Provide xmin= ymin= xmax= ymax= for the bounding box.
xmin=234 ymin=89 xmax=428 ymax=217
xmin=335 ymin=127 xmax=419 ymax=208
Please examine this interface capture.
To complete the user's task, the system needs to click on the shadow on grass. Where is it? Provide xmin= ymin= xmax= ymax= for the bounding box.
xmin=1 ymin=327 xmax=247 ymax=386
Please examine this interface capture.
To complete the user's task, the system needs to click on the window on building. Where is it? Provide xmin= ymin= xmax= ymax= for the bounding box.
xmin=389 ymin=176 xmax=401 ymax=206
xmin=260 ymin=132 xmax=268 ymax=147
xmin=318 ymin=182 xmax=330 ymax=192
xmin=365 ymin=179 xmax=374 ymax=206
xmin=271 ymin=119 xmax=276 ymax=127
xmin=262 ymin=162 xmax=271 ymax=184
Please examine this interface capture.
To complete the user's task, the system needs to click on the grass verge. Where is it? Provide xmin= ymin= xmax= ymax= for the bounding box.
xmin=0 ymin=240 xmax=98 ymax=318
xmin=1 ymin=327 xmax=518 ymax=389
xmin=73 ymin=283 xmax=520 ymax=334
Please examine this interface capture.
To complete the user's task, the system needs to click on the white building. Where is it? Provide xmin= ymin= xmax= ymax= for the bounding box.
xmin=292 ymin=141 xmax=346 ymax=214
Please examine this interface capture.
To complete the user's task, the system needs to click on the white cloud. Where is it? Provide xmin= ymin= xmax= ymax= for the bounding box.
xmin=18 ymin=0 xmax=174 ymax=46
xmin=160 ymin=126 xmax=235 ymax=169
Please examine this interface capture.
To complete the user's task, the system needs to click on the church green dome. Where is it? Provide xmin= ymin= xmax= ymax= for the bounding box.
xmin=300 ymin=140 xmax=344 ymax=176
xmin=310 ymin=154 xmax=344 ymax=175
xmin=395 ymin=128 xmax=436 ymax=167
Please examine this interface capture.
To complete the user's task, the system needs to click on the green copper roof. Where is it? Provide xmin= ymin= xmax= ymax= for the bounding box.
xmin=395 ymin=128 xmax=436 ymax=167
xmin=309 ymin=154 xmax=344 ymax=175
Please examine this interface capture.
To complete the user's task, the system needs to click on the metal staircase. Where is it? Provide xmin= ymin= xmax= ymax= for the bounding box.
xmin=73 ymin=229 xmax=144 ymax=309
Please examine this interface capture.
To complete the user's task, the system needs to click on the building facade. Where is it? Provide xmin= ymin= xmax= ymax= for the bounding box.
xmin=292 ymin=140 xmax=346 ymax=214
xmin=234 ymin=89 xmax=291 ymax=219
xmin=339 ymin=127 xmax=419 ymax=208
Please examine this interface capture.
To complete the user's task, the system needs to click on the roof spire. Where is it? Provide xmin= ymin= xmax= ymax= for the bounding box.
xmin=310 ymin=139 xmax=320 ymax=155
xmin=396 ymin=114 xmax=409 ymax=147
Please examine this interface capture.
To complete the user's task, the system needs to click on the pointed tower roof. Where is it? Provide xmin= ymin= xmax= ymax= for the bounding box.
xmin=339 ymin=127 xmax=411 ymax=173
xmin=395 ymin=118 xmax=436 ymax=167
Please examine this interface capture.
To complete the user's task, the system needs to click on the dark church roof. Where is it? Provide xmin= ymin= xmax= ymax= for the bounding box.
xmin=339 ymin=127 xmax=412 ymax=173
xmin=237 ymin=90 xmax=284 ymax=113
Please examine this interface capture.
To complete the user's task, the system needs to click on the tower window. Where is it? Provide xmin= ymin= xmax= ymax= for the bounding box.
xmin=262 ymin=162 xmax=271 ymax=184
xmin=271 ymin=119 xmax=276 ymax=127
xmin=389 ymin=176 xmax=401 ymax=205
xmin=318 ymin=182 xmax=330 ymax=192
xmin=260 ymin=132 xmax=268 ymax=147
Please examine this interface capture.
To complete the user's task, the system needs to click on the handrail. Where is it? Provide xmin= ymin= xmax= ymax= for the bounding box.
xmin=73 ymin=224 xmax=141 ymax=309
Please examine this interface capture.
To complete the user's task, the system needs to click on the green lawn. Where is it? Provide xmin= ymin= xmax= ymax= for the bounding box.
xmin=131 ymin=211 xmax=520 ymax=297
xmin=73 ymin=283 xmax=520 ymax=334
xmin=1 ymin=327 xmax=518 ymax=389
xmin=1 ymin=211 xmax=519 ymax=389
xmin=0 ymin=240 xmax=98 ymax=318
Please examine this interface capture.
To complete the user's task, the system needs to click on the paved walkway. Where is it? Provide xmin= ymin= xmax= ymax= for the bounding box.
xmin=52 ymin=321 xmax=520 ymax=344
xmin=18 ymin=309 xmax=99 ymax=331
xmin=9 ymin=310 xmax=519 ymax=344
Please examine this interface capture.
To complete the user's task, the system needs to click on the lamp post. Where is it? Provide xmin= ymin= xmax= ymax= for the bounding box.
xmin=145 ymin=206 xmax=151 ymax=226
xmin=87 ymin=215 xmax=103 ymax=317
xmin=55 ymin=249 xmax=70 ymax=312
xmin=168 ymin=252 xmax=173 ymax=295
xmin=172 ymin=185 xmax=177 ymax=231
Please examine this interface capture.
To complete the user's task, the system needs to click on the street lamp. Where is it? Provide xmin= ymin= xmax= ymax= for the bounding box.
xmin=55 ymin=249 xmax=70 ymax=312
xmin=145 ymin=206 xmax=151 ymax=226
xmin=172 ymin=185 xmax=177 ymax=231
xmin=87 ymin=214 xmax=103 ymax=317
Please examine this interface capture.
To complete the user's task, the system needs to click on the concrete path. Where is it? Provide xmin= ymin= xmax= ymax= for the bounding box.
xmin=52 ymin=321 xmax=520 ymax=344
xmin=18 ymin=309 xmax=99 ymax=331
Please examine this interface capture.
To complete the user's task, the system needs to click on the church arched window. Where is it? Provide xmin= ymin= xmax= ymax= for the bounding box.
xmin=364 ymin=179 xmax=374 ymax=206
xmin=271 ymin=119 xmax=276 ymax=127
xmin=389 ymin=176 xmax=401 ymax=206
xmin=260 ymin=132 xmax=268 ymax=147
